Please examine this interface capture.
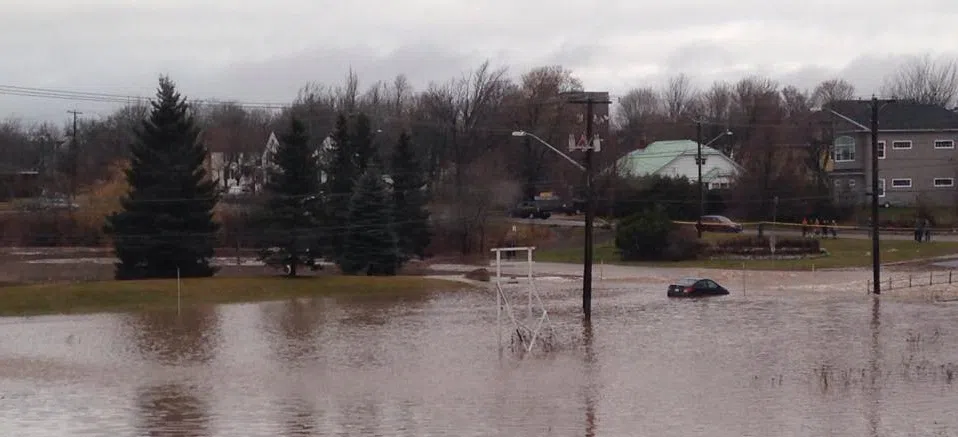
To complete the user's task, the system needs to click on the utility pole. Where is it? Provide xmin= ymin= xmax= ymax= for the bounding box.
xmin=696 ymin=121 xmax=704 ymax=238
xmin=868 ymin=97 xmax=895 ymax=295
xmin=567 ymin=92 xmax=612 ymax=321
xmin=67 ymin=110 xmax=82 ymax=231
xmin=67 ymin=110 xmax=82 ymax=204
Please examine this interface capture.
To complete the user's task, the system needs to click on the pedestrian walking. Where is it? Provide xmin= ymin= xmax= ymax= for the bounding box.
xmin=915 ymin=218 xmax=925 ymax=243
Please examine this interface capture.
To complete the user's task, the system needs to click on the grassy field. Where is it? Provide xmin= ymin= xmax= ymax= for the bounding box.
xmin=536 ymin=234 xmax=958 ymax=271
xmin=0 ymin=275 xmax=473 ymax=317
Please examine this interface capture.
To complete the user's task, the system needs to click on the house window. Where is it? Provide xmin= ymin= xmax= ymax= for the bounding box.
xmin=934 ymin=178 xmax=955 ymax=187
xmin=891 ymin=178 xmax=912 ymax=188
xmin=832 ymin=136 xmax=855 ymax=162
xmin=848 ymin=179 xmax=856 ymax=189
xmin=834 ymin=179 xmax=842 ymax=188
xmin=878 ymin=179 xmax=885 ymax=197
xmin=892 ymin=140 xmax=912 ymax=150
xmin=877 ymin=141 xmax=885 ymax=159
xmin=935 ymin=140 xmax=955 ymax=149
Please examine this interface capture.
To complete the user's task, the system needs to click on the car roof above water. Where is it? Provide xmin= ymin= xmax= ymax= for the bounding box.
xmin=675 ymin=277 xmax=701 ymax=286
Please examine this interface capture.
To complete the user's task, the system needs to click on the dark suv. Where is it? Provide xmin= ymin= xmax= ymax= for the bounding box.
xmin=510 ymin=201 xmax=551 ymax=219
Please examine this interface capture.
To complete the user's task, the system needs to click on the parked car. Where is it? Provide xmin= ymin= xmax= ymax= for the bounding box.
xmin=696 ymin=215 xmax=743 ymax=233
xmin=556 ymin=198 xmax=586 ymax=215
xmin=509 ymin=201 xmax=551 ymax=219
xmin=667 ymin=277 xmax=730 ymax=298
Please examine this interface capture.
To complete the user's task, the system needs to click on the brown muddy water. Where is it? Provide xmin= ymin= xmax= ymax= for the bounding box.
xmin=1 ymin=280 xmax=957 ymax=436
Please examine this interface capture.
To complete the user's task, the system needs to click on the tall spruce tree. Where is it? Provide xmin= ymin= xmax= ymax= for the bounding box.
xmin=324 ymin=114 xmax=356 ymax=261
xmin=104 ymin=76 xmax=219 ymax=279
xmin=323 ymin=111 xmax=377 ymax=263
xmin=390 ymin=131 xmax=432 ymax=259
xmin=255 ymin=117 xmax=321 ymax=276
xmin=338 ymin=165 xmax=404 ymax=275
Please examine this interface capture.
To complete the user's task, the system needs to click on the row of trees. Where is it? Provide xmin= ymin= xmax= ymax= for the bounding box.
xmin=106 ymin=78 xmax=431 ymax=279
xmin=4 ymin=53 xmax=958 ymax=252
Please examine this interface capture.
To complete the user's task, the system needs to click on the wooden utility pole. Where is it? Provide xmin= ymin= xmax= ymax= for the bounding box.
xmin=566 ymin=92 xmax=612 ymax=321
xmin=67 ymin=110 xmax=82 ymax=202
xmin=696 ymin=121 xmax=704 ymax=238
xmin=868 ymin=97 xmax=895 ymax=295
xmin=67 ymin=110 xmax=82 ymax=231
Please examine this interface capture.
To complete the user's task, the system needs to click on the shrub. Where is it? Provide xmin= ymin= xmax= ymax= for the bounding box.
xmin=711 ymin=235 xmax=820 ymax=256
xmin=615 ymin=206 xmax=675 ymax=261
xmin=663 ymin=226 xmax=705 ymax=261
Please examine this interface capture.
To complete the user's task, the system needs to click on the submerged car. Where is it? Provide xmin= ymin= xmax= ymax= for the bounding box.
xmin=667 ymin=277 xmax=730 ymax=298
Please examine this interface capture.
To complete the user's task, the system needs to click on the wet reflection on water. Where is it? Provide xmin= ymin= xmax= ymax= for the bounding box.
xmin=1 ymin=284 xmax=958 ymax=436
xmin=122 ymin=306 xmax=222 ymax=366
xmin=135 ymin=382 xmax=211 ymax=437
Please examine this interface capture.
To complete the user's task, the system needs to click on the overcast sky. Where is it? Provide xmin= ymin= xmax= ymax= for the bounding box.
xmin=2 ymin=0 xmax=958 ymax=124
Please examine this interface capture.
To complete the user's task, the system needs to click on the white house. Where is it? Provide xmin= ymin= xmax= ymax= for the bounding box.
xmin=611 ymin=139 xmax=742 ymax=189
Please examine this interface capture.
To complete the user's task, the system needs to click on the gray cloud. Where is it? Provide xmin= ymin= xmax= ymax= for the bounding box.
xmin=4 ymin=0 xmax=958 ymax=123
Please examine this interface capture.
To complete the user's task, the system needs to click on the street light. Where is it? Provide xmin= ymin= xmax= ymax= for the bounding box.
xmin=512 ymin=131 xmax=586 ymax=171
xmin=695 ymin=125 xmax=733 ymax=238
xmin=512 ymin=129 xmax=595 ymax=319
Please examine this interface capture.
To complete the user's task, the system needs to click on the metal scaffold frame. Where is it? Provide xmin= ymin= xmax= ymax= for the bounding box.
xmin=491 ymin=246 xmax=555 ymax=354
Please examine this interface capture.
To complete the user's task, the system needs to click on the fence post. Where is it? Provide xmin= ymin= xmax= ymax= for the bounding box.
xmin=931 ymin=271 xmax=934 ymax=286
xmin=951 ymin=271 xmax=954 ymax=284
xmin=909 ymin=275 xmax=912 ymax=288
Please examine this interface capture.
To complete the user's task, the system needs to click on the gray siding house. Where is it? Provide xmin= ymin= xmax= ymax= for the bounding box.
xmin=824 ymin=100 xmax=958 ymax=207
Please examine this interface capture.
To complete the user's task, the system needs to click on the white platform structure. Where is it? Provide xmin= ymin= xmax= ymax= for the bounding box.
xmin=491 ymin=246 xmax=555 ymax=354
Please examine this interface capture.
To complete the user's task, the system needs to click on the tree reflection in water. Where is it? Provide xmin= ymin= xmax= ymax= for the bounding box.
xmin=259 ymin=297 xmax=327 ymax=364
xmin=121 ymin=306 xmax=222 ymax=366
xmin=135 ymin=382 xmax=211 ymax=437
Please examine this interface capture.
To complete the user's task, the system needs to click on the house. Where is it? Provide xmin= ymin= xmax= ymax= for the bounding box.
xmin=0 ymin=163 xmax=41 ymax=200
xmin=201 ymin=126 xmax=265 ymax=195
xmin=823 ymin=100 xmax=958 ymax=207
xmin=611 ymin=140 xmax=743 ymax=190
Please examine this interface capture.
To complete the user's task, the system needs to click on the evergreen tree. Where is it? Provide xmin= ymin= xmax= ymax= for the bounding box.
xmin=324 ymin=114 xmax=356 ymax=261
xmin=338 ymin=166 xmax=404 ymax=275
xmin=104 ymin=76 xmax=219 ymax=279
xmin=323 ymin=111 xmax=378 ymax=262
xmin=255 ymin=117 xmax=321 ymax=276
xmin=390 ymin=131 xmax=432 ymax=259
xmin=350 ymin=112 xmax=375 ymax=174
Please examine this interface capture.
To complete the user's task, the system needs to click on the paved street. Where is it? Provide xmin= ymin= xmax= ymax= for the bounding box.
xmin=504 ymin=216 xmax=958 ymax=242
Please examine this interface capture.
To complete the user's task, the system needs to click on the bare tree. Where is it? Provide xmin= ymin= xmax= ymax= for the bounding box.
xmin=411 ymin=61 xmax=512 ymax=254
xmin=811 ymin=78 xmax=855 ymax=107
xmin=613 ymin=86 xmax=664 ymax=156
xmin=780 ymin=86 xmax=811 ymax=118
xmin=336 ymin=69 xmax=361 ymax=112
xmin=507 ymin=65 xmax=582 ymax=199
xmin=662 ymin=73 xmax=698 ymax=121
xmin=700 ymin=81 xmax=733 ymax=122
xmin=882 ymin=54 xmax=958 ymax=106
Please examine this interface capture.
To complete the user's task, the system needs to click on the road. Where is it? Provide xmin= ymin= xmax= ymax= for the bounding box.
xmin=504 ymin=216 xmax=958 ymax=242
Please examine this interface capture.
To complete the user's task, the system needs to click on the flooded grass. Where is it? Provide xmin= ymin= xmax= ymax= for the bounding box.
xmin=537 ymin=237 xmax=958 ymax=270
xmin=0 ymin=275 xmax=474 ymax=317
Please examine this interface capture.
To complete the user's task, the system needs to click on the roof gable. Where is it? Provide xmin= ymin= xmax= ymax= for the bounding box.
xmin=615 ymin=140 xmax=725 ymax=176
xmin=825 ymin=100 xmax=958 ymax=131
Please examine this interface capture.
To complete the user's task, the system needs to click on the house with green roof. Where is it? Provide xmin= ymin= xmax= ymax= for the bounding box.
xmin=610 ymin=140 xmax=743 ymax=189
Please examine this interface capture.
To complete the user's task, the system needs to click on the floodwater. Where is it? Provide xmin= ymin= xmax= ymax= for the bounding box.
xmin=1 ymin=279 xmax=958 ymax=436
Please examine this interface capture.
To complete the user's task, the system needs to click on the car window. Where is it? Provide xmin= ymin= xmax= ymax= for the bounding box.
xmin=705 ymin=280 xmax=718 ymax=289
xmin=678 ymin=278 xmax=697 ymax=286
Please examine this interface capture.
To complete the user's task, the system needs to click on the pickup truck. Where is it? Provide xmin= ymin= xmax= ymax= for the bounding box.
xmin=509 ymin=201 xmax=551 ymax=219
